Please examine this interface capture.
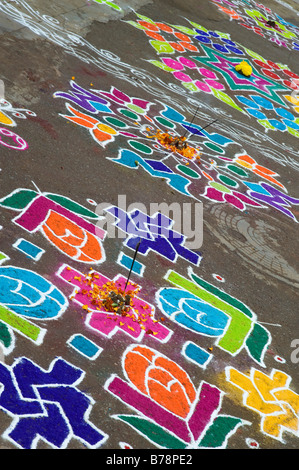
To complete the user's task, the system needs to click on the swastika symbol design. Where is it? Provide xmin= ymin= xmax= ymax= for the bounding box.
xmin=0 ymin=356 xmax=108 ymax=448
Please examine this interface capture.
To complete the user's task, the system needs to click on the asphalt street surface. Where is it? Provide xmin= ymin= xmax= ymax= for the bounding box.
xmin=0 ymin=0 xmax=299 ymax=454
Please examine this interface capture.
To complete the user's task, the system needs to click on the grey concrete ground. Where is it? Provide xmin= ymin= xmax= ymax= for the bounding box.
xmin=0 ymin=0 xmax=298 ymax=454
